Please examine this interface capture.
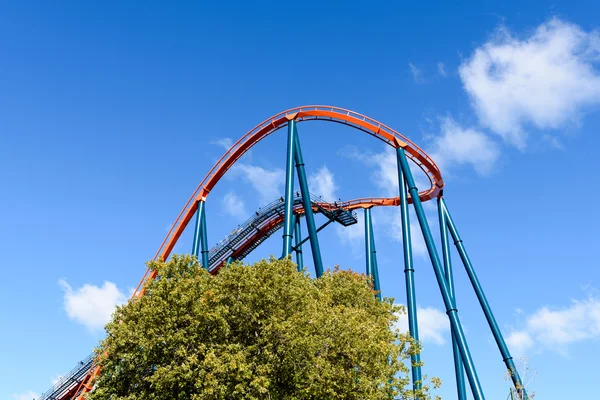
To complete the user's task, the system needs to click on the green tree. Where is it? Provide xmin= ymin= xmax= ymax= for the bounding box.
xmin=89 ymin=255 xmax=440 ymax=399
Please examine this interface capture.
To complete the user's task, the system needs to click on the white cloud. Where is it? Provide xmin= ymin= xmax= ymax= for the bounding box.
xmin=222 ymin=192 xmax=247 ymax=219
xmin=506 ymin=330 xmax=534 ymax=357
xmin=527 ymin=298 xmax=600 ymax=346
xmin=230 ymin=163 xmax=284 ymax=202
xmin=341 ymin=146 xmax=430 ymax=197
xmin=506 ymin=297 xmax=600 ymax=356
xmin=429 ymin=116 xmax=500 ymax=175
xmin=409 ymin=63 xmax=424 ymax=83
xmin=543 ymin=134 xmax=564 ymax=150
xmin=59 ymin=280 xmax=127 ymax=331
xmin=12 ymin=391 xmax=40 ymax=400
xmin=460 ymin=18 xmax=600 ymax=148
xmin=437 ymin=62 xmax=447 ymax=77
xmin=338 ymin=146 xmax=430 ymax=256
xmin=210 ymin=137 xmax=233 ymax=150
xmin=308 ymin=166 xmax=338 ymax=201
xmin=395 ymin=305 xmax=450 ymax=345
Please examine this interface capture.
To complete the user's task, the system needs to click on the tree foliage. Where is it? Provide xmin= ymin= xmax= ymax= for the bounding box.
xmin=89 ymin=255 xmax=440 ymax=399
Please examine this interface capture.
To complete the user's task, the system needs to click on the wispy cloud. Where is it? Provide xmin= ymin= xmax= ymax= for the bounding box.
xmin=12 ymin=391 xmax=40 ymax=400
xmin=339 ymin=146 xmax=430 ymax=256
xmin=395 ymin=305 xmax=450 ymax=345
xmin=58 ymin=280 xmax=127 ymax=331
xmin=210 ymin=137 xmax=233 ymax=150
xmin=222 ymin=192 xmax=247 ymax=219
xmin=506 ymin=330 xmax=535 ymax=357
xmin=409 ymin=62 xmax=425 ymax=83
xmin=309 ymin=165 xmax=338 ymax=201
xmin=460 ymin=18 xmax=600 ymax=149
xmin=429 ymin=116 xmax=500 ymax=175
xmin=506 ymin=296 xmax=600 ymax=357
xmin=437 ymin=62 xmax=447 ymax=77
xmin=229 ymin=163 xmax=284 ymax=203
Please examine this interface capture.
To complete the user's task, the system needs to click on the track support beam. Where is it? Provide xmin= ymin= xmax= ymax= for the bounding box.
xmin=293 ymin=122 xmax=324 ymax=277
xmin=396 ymin=159 xmax=422 ymax=394
xmin=397 ymin=147 xmax=485 ymax=400
xmin=281 ymin=120 xmax=297 ymax=258
xmin=365 ymin=208 xmax=373 ymax=277
xmin=364 ymin=208 xmax=381 ymax=299
xmin=294 ymin=214 xmax=304 ymax=271
xmin=440 ymin=198 xmax=528 ymax=399
xmin=438 ymin=198 xmax=467 ymax=400
xmin=292 ymin=217 xmax=335 ymax=251
xmin=192 ymin=200 xmax=209 ymax=269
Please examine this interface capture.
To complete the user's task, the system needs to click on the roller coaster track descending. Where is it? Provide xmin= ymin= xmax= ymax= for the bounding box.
xmin=38 ymin=193 xmax=364 ymax=400
xmin=38 ymin=105 xmax=529 ymax=400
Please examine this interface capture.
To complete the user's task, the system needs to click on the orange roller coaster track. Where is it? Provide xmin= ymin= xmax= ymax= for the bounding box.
xmin=38 ymin=105 xmax=530 ymax=400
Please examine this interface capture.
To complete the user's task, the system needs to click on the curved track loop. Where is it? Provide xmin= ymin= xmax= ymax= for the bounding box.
xmin=72 ymin=106 xmax=444 ymax=400
xmin=138 ymin=106 xmax=443 ymax=297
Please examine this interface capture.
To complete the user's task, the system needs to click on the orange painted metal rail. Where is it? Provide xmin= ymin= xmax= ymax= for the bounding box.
xmin=69 ymin=106 xmax=444 ymax=399
xmin=136 ymin=106 xmax=443 ymax=297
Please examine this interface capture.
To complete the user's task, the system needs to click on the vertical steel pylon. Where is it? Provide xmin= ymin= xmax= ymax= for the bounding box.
xmin=395 ymin=157 xmax=422 ymax=395
xmin=293 ymin=123 xmax=324 ymax=277
xmin=282 ymin=117 xmax=324 ymax=277
xmin=397 ymin=146 xmax=485 ymax=400
xmin=439 ymin=198 xmax=528 ymax=399
xmin=281 ymin=120 xmax=297 ymax=258
xmin=438 ymin=197 xmax=467 ymax=400
xmin=294 ymin=214 xmax=304 ymax=271
xmin=191 ymin=199 xmax=209 ymax=269
xmin=364 ymin=208 xmax=381 ymax=299
xmin=365 ymin=208 xmax=374 ymax=278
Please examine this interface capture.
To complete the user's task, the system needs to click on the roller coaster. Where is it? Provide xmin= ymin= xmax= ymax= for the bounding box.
xmin=38 ymin=106 xmax=528 ymax=400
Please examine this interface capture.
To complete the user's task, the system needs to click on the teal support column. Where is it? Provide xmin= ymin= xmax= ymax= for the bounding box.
xmin=294 ymin=214 xmax=304 ymax=271
xmin=366 ymin=208 xmax=382 ymax=300
xmin=191 ymin=200 xmax=204 ymax=258
xmin=225 ymin=256 xmax=234 ymax=268
xmin=438 ymin=198 xmax=467 ymax=400
xmin=397 ymin=147 xmax=485 ymax=400
xmin=364 ymin=208 xmax=373 ymax=277
xmin=293 ymin=123 xmax=324 ymax=277
xmin=440 ymin=198 xmax=528 ymax=400
xmin=199 ymin=201 xmax=209 ymax=270
xmin=396 ymin=162 xmax=422 ymax=393
xmin=281 ymin=119 xmax=297 ymax=258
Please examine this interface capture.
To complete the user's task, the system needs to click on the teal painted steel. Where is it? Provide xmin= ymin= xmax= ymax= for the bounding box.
xmin=282 ymin=120 xmax=297 ymax=258
xmin=191 ymin=200 xmax=203 ymax=258
xmin=437 ymin=198 xmax=467 ymax=400
xmin=365 ymin=208 xmax=373 ymax=277
xmin=199 ymin=201 xmax=209 ymax=270
xmin=294 ymin=214 xmax=304 ymax=271
xmin=292 ymin=218 xmax=334 ymax=250
xmin=398 ymin=148 xmax=485 ymax=400
xmin=367 ymin=208 xmax=382 ymax=300
xmin=225 ymin=256 xmax=234 ymax=268
xmin=293 ymin=124 xmax=324 ymax=277
xmin=395 ymin=152 xmax=422 ymax=393
xmin=440 ymin=198 xmax=528 ymax=400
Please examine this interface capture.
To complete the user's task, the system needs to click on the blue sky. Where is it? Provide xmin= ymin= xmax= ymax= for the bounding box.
xmin=1 ymin=1 xmax=600 ymax=399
